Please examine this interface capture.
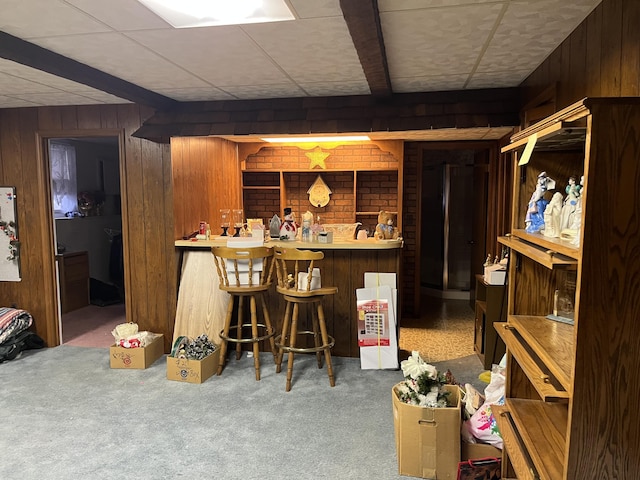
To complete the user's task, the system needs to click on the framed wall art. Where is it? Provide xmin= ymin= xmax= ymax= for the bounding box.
xmin=0 ymin=186 xmax=20 ymax=281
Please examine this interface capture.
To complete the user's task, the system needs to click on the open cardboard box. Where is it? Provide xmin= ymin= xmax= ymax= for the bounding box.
xmin=166 ymin=347 xmax=220 ymax=384
xmin=109 ymin=333 xmax=164 ymax=369
xmin=392 ymin=383 xmax=461 ymax=479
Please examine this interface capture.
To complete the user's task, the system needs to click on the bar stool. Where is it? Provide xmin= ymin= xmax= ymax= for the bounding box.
xmin=211 ymin=245 xmax=277 ymax=381
xmin=272 ymin=246 xmax=337 ymax=392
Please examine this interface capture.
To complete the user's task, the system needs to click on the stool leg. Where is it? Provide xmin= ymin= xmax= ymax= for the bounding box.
xmin=236 ymin=295 xmax=244 ymax=360
xmin=286 ymin=303 xmax=299 ymax=392
xmin=250 ymin=295 xmax=261 ymax=381
xmin=218 ymin=295 xmax=235 ymax=375
xmin=276 ymin=301 xmax=292 ymax=374
xmin=311 ymin=303 xmax=323 ymax=369
xmin=317 ymin=303 xmax=335 ymax=387
xmin=259 ymin=293 xmax=277 ymax=362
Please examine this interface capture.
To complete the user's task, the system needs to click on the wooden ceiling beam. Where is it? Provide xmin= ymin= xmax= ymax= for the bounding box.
xmin=0 ymin=31 xmax=178 ymax=111
xmin=339 ymin=0 xmax=392 ymax=97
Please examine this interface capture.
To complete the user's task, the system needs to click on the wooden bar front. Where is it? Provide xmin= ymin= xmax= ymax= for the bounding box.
xmin=174 ymin=238 xmax=402 ymax=358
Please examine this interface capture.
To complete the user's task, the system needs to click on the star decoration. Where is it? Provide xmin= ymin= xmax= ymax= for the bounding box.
xmin=305 ymin=148 xmax=330 ymax=169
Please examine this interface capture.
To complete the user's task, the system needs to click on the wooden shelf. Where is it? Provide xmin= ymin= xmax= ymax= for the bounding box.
xmin=499 ymin=234 xmax=579 ymax=269
xmin=495 ymin=399 xmax=568 ymax=480
xmin=496 ymin=321 xmax=569 ymax=400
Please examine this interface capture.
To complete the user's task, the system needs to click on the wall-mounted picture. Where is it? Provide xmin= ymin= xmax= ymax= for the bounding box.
xmin=0 ymin=186 xmax=20 ymax=282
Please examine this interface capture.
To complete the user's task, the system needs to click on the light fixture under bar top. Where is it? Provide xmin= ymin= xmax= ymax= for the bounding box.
xmin=137 ymin=0 xmax=295 ymax=28
xmin=262 ymin=136 xmax=371 ymax=143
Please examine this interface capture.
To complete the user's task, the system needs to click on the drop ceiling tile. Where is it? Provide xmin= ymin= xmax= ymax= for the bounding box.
xmin=154 ymin=87 xmax=236 ymax=102
xmin=0 ymin=72 xmax=63 ymax=94
xmin=221 ymin=83 xmax=307 ymax=100
xmin=0 ymin=95 xmax=42 ymax=108
xmin=288 ymin=0 xmax=342 ymax=18
xmin=9 ymin=91 xmax=112 ymax=106
xmin=391 ymin=74 xmax=469 ymax=93
xmin=77 ymin=91 xmax=132 ymax=104
xmin=125 ymin=27 xmax=290 ymax=86
xmin=65 ymin=0 xmax=171 ymax=31
xmin=243 ymin=17 xmax=366 ymax=84
xmin=31 ymin=32 xmax=211 ymax=89
xmin=379 ymin=0 xmax=500 ymax=12
xmin=466 ymin=70 xmax=531 ymax=89
xmin=477 ymin=0 xmax=601 ymax=73
xmin=0 ymin=0 xmax=111 ymax=38
xmin=298 ymin=81 xmax=370 ymax=97
xmin=381 ymin=4 xmax=504 ymax=78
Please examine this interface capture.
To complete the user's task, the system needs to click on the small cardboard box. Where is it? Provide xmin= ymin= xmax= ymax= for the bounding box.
xmin=392 ymin=384 xmax=461 ymax=479
xmin=166 ymin=347 xmax=220 ymax=384
xmin=109 ymin=334 xmax=164 ymax=369
xmin=461 ymin=441 xmax=502 ymax=461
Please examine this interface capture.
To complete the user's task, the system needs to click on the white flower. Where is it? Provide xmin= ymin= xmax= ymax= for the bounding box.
xmin=400 ymin=351 xmax=438 ymax=380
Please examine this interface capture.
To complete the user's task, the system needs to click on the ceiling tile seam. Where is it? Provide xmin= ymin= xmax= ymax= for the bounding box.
xmin=60 ymin=0 xmax=173 ymax=32
xmin=117 ymin=30 xmax=236 ymax=98
xmin=379 ymin=1 xmax=507 ymax=14
xmin=463 ymin=1 xmax=509 ymax=90
xmin=0 ymin=70 xmax=100 ymax=96
xmin=238 ymin=25 xmax=311 ymax=97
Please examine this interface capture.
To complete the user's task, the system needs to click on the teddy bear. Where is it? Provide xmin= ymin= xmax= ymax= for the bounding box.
xmin=374 ymin=210 xmax=400 ymax=240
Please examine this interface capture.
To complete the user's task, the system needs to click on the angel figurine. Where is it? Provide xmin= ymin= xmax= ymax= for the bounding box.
xmin=525 ymin=171 xmax=556 ymax=233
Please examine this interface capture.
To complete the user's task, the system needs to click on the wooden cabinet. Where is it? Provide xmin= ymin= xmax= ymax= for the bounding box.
xmin=56 ymin=251 xmax=90 ymax=313
xmin=494 ymin=98 xmax=640 ymax=479
xmin=473 ymin=274 xmax=506 ymax=369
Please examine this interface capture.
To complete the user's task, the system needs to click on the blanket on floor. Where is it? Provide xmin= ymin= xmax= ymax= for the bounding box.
xmin=0 ymin=307 xmax=33 ymax=345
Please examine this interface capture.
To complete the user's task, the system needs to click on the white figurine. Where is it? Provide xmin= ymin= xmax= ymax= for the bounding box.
xmin=525 ymin=171 xmax=556 ymax=233
xmin=543 ymin=192 xmax=564 ymax=238
xmin=279 ymin=208 xmax=298 ymax=240
xmin=560 ymin=175 xmax=583 ymax=230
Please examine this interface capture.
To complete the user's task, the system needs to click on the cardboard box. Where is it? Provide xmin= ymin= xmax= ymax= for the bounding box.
xmin=392 ymin=384 xmax=461 ymax=479
xmin=110 ymin=334 xmax=164 ymax=369
xmin=483 ymin=265 xmax=507 ymax=285
xmin=166 ymin=347 xmax=220 ymax=384
xmin=461 ymin=441 xmax=502 ymax=461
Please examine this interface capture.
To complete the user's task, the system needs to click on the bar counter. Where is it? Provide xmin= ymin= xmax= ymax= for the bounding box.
xmin=174 ymin=236 xmax=403 ymax=358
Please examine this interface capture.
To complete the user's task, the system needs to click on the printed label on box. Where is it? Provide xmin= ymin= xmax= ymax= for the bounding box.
xmin=357 ymin=299 xmax=390 ymax=346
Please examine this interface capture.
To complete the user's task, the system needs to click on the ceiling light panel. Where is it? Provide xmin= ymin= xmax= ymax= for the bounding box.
xmin=137 ymin=0 xmax=295 ymax=28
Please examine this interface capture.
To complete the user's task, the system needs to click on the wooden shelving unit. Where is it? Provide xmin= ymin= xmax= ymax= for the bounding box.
xmin=474 ymin=274 xmax=506 ymax=369
xmin=495 ymin=98 xmax=640 ymax=479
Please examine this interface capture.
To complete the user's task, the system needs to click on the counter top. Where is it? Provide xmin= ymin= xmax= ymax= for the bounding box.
xmin=175 ymin=236 xmax=403 ymax=250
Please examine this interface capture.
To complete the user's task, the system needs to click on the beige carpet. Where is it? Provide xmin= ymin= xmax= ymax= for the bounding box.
xmin=398 ymin=297 xmax=475 ymax=363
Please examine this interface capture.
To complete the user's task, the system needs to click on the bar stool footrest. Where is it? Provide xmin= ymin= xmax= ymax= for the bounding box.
xmin=275 ymin=331 xmax=335 ymax=354
xmin=220 ymin=323 xmax=275 ymax=344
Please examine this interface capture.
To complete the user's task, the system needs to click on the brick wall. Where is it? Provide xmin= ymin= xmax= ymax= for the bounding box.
xmin=243 ymin=143 xmax=399 ymax=227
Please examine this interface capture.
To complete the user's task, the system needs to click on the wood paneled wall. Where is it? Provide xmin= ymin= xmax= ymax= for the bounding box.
xmin=170 ymin=137 xmax=241 ymax=240
xmin=521 ymin=0 xmax=640 ymax=109
xmin=0 ymin=104 xmax=177 ymax=352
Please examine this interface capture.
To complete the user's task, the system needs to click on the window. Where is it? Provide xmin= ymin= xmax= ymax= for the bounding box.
xmin=50 ymin=142 xmax=77 ymax=217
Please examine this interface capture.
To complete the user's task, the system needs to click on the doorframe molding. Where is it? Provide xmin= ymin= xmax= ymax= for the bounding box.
xmin=35 ymin=128 xmax=127 ymax=346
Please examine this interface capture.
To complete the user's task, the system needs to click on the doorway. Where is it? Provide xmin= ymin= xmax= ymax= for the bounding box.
xmin=47 ymin=134 xmax=126 ymax=347
xmin=419 ymin=148 xmax=488 ymax=301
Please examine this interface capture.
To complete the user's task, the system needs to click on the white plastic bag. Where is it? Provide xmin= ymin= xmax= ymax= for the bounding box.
xmin=461 ymin=365 xmax=505 ymax=448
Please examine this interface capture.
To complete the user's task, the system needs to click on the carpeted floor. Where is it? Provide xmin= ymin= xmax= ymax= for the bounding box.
xmin=0 ymin=345 xmax=485 ymax=480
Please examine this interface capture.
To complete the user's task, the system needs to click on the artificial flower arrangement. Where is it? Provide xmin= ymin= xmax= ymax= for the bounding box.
xmin=395 ymin=351 xmax=456 ymax=408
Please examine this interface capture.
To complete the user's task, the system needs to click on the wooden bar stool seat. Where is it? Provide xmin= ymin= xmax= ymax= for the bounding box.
xmin=211 ymin=245 xmax=276 ymax=381
xmin=272 ymin=246 xmax=338 ymax=392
